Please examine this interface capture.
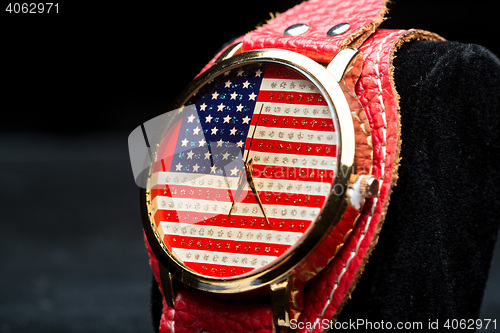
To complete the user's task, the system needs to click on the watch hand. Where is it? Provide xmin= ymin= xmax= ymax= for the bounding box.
xmin=245 ymin=159 xmax=271 ymax=226
xmin=228 ymin=166 xmax=247 ymax=219
xmin=229 ymin=104 xmax=265 ymax=218
xmin=243 ymin=104 xmax=264 ymax=164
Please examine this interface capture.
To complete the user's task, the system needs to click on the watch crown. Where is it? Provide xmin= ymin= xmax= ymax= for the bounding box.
xmin=359 ymin=175 xmax=379 ymax=199
xmin=347 ymin=174 xmax=379 ymax=210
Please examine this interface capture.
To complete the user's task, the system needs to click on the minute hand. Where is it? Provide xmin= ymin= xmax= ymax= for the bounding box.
xmin=227 ymin=168 xmax=246 ymax=219
xmin=243 ymin=104 xmax=264 ymax=163
xmin=228 ymin=104 xmax=265 ymax=219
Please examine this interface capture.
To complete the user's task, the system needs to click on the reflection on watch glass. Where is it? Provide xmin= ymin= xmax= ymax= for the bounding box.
xmin=148 ymin=62 xmax=340 ymax=278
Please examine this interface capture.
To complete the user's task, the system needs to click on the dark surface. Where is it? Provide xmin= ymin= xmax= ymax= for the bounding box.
xmin=1 ymin=0 xmax=500 ymax=332
xmin=0 ymin=133 xmax=152 ymax=332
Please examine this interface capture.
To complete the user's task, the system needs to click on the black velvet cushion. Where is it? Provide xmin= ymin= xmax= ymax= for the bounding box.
xmin=336 ymin=41 xmax=500 ymax=328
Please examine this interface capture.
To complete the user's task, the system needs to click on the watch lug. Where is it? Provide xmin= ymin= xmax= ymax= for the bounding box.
xmin=326 ymin=48 xmax=363 ymax=91
xmin=214 ymin=42 xmax=243 ymax=64
xmin=270 ymin=277 xmax=291 ymax=333
xmin=159 ymin=262 xmax=176 ymax=309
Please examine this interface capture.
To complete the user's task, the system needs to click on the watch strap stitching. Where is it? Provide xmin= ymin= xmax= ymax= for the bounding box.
xmin=298 ymin=29 xmax=444 ymax=332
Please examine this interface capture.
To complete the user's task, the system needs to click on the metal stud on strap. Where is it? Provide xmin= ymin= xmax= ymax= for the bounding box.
xmin=284 ymin=23 xmax=309 ymax=36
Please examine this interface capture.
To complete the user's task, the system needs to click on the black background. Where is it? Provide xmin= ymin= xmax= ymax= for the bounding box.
xmin=1 ymin=0 xmax=500 ymax=133
xmin=1 ymin=1 xmax=499 ymax=332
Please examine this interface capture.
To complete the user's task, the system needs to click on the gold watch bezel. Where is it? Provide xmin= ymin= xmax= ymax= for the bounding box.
xmin=141 ymin=48 xmax=356 ymax=294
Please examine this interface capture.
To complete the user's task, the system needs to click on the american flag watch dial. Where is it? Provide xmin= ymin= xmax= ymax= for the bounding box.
xmin=148 ymin=62 xmax=340 ymax=278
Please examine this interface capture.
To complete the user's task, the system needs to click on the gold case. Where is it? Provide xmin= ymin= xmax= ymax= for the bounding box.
xmin=141 ymin=45 xmax=366 ymax=329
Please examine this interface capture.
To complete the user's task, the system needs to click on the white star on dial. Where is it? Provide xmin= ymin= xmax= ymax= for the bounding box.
xmin=192 ymin=164 xmax=200 ymax=172
xmin=248 ymin=92 xmax=257 ymax=100
xmin=255 ymin=69 xmax=262 ymax=77
xmin=187 ymin=150 xmax=194 ymax=159
xmin=223 ymin=115 xmax=231 ymax=123
xmin=217 ymin=139 xmax=224 ymax=147
xmin=205 ymin=114 xmax=213 ymax=123
xmin=181 ymin=138 xmax=189 ymax=147
xmin=230 ymin=166 xmax=239 ymax=176
xmin=210 ymin=165 xmax=217 ymax=173
xmin=242 ymin=81 xmax=250 ymax=88
xmin=199 ymin=103 xmax=207 ymax=111
xmin=224 ymin=80 xmax=232 ymax=88
xmin=230 ymin=91 xmax=238 ymax=100
xmin=204 ymin=151 xmax=211 ymax=159
xmin=237 ymin=69 xmax=244 ymax=77
xmin=222 ymin=152 xmax=230 ymax=160
xmin=211 ymin=126 xmax=218 ymax=135
xmin=242 ymin=116 xmax=251 ymax=124
xmin=187 ymin=114 xmax=195 ymax=123
xmin=229 ymin=127 xmax=237 ymax=135
xmin=193 ymin=126 xmax=201 ymax=135
xmin=236 ymin=104 xmax=244 ymax=112
xmin=198 ymin=139 xmax=206 ymax=147
xmin=212 ymin=91 xmax=219 ymax=99
xmin=217 ymin=103 xmax=225 ymax=111
xmin=175 ymin=163 xmax=183 ymax=171
xmin=236 ymin=140 xmax=244 ymax=148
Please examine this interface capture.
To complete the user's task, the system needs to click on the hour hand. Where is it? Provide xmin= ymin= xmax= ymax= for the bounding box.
xmin=245 ymin=159 xmax=271 ymax=225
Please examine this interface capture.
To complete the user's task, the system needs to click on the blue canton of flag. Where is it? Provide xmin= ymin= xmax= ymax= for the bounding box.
xmin=170 ymin=64 xmax=265 ymax=178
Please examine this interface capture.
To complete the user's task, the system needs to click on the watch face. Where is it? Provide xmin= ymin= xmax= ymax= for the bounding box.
xmin=146 ymin=61 xmax=340 ymax=279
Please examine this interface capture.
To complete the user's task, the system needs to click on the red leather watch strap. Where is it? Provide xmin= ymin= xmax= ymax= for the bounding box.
xmin=146 ymin=1 xmax=443 ymax=332
xmin=146 ymin=239 xmax=275 ymax=333
xmin=160 ymin=291 xmax=273 ymax=333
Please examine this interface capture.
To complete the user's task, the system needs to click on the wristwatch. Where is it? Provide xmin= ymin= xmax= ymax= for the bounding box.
xmin=138 ymin=0 xmax=442 ymax=331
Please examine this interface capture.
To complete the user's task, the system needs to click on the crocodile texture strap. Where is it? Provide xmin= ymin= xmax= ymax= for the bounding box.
xmin=146 ymin=0 xmax=443 ymax=331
